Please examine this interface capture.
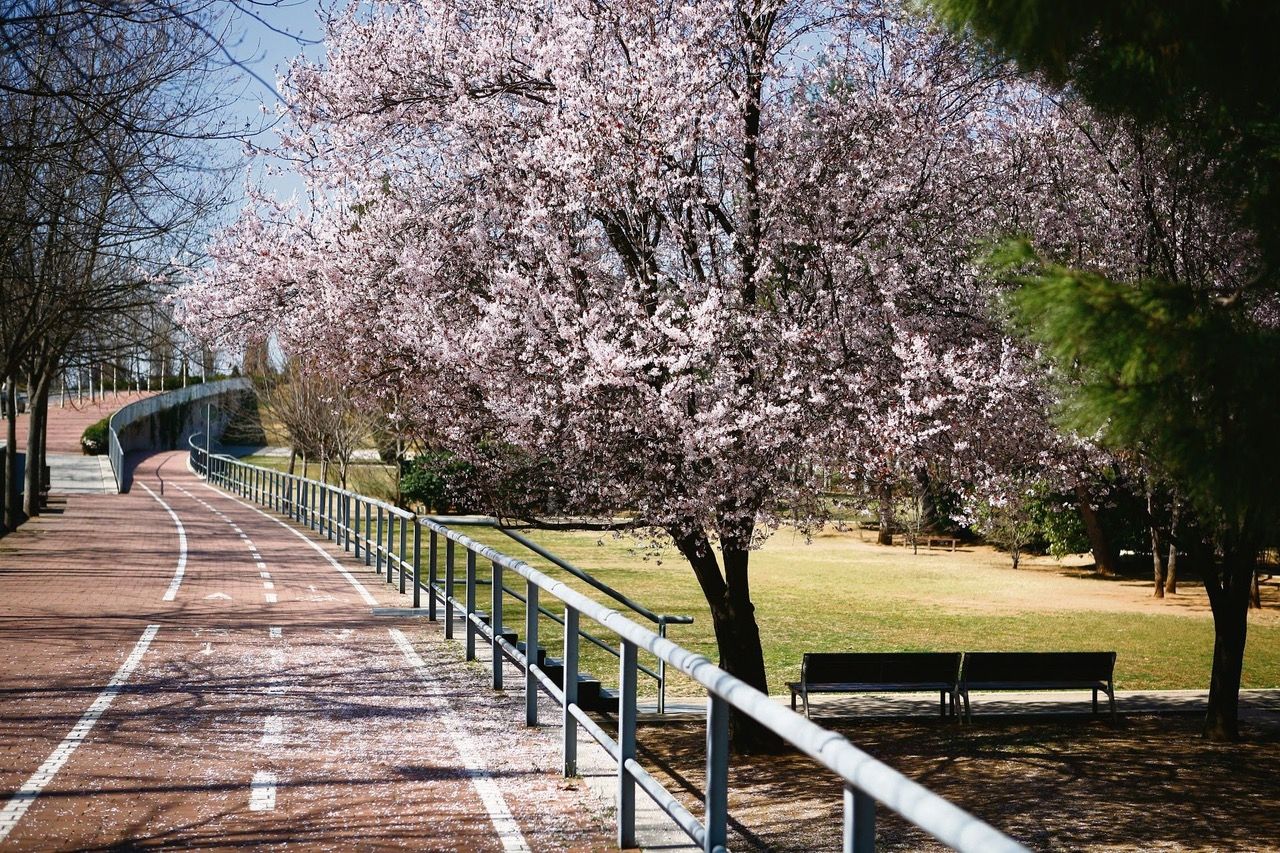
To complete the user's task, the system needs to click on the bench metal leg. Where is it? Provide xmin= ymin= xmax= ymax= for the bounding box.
xmin=1092 ymin=688 xmax=1098 ymax=714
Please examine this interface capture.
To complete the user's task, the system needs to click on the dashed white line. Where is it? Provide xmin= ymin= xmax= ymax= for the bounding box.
xmin=0 ymin=625 xmax=160 ymax=842
xmin=263 ymin=581 xmax=274 ymax=590
xmin=261 ymin=716 xmax=283 ymax=746
xmin=140 ymin=484 xmax=187 ymax=602
xmin=195 ymin=482 xmax=378 ymax=606
xmin=249 ymin=771 xmax=277 ymax=811
xmin=389 ymin=628 xmax=531 ymax=852
xmin=269 ymin=627 xmax=282 ymax=639
xmin=264 ymin=593 xmax=278 ymax=604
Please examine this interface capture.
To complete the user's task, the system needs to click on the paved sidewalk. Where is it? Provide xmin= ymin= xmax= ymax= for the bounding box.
xmin=2 ymin=391 xmax=154 ymax=495
xmin=0 ymin=450 xmax=612 ymax=850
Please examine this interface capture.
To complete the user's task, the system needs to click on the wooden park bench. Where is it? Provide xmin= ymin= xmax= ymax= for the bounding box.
xmin=787 ymin=652 xmax=962 ymax=719
xmin=906 ymin=534 xmax=958 ymax=551
xmin=956 ymin=651 xmax=1117 ymax=722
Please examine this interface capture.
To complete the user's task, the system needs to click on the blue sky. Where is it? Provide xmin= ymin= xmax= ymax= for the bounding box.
xmin=214 ymin=0 xmax=327 ymax=212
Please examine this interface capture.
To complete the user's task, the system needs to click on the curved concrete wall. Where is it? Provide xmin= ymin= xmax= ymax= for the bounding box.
xmin=108 ymin=378 xmax=256 ymax=492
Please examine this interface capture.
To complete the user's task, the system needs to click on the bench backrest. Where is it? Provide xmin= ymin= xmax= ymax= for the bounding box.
xmin=960 ymin=651 xmax=1115 ymax=684
xmin=801 ymin=652 xmax=962 ymax=686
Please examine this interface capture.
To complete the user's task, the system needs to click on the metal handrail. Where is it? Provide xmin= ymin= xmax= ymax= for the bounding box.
xmin=189 ymin=438 xmax=675 ymax=696
xmin=188 ymin=436 xmax=1029 ymax=853
xmin=437 ymin=514 xmax=701 ymax=627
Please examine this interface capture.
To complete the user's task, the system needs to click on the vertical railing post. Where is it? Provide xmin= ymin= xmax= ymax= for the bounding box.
xmin=428 ymin=531 xmax=439 ymax=621
xmin=364 ymin=500 xmax=372 ymax=564
xmin=354 ymin=500 xmax=363 ymax=560
xmin=562 ymin=606 xmax=579 ymax=776
xmin=319 ymin=485 xmax=327 ymax=538
xmin=465 ymin=549 xmax=477 ymax=661
xmin=444 ymin=538 xmax=455 ymax=639
xmin=658 ymin=617 xmax=668 ymax=715
xmin=398 ymin=512 xmax=408 ymax=594
xmin=525 ymin=579 xmax=539 ymax=727
xmin=843 ymin=787 xmax=876 ymax=853
xmin=386 ymin=511 xmax=395 ymax=586
xmin=375 ymin=506 xmax=384 ymax=574
xmin=345 ymin=494 xmax=353 ymax=551
xmin=618 ymin=639 xmax=638 ymax=849
xmin=412 ymin=518 xmax=422 ymax=608
xmin=705 ymin=695 xmax=729 ymax=853
xmin=491 ymin=559 xmax=504 ymax=690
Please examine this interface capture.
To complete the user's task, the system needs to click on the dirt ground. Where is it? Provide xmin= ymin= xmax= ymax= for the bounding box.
xmin=635 ymin=712 xmax=1280 ymax=852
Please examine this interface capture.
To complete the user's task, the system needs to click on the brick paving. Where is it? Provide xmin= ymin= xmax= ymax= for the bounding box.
xmin=0 ymin=450 xmax=613 ymax=850
xmin=3 ymin=390 xmax=153 ymax=454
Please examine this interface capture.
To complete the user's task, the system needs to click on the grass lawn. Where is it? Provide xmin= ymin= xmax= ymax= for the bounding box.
xmin=443 ymin=523 xmax=1280 ymax=697
xmin=218 ymin=453 xmax=1280 ymax=698
xmin=236 ymin=454 xmax=399 ymax=502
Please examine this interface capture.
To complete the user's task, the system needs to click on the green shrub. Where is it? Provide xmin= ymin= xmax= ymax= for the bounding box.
xmin=81 ymin=418 xmax=110 ymax=455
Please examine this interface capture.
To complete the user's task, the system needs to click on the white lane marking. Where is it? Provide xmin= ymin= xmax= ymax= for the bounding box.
xmin=205 ymin=592 xmax=231 ymax=601
xmin=263 ymin=581 xmax=274 ymax=590
xmin=0 ymin=625 xmax=159 ymax=842
xmin=269 ymin=627 xmax=282 ymax=639
xmin=256 ymin=562 xmax=268 ymax=571
xmin=232 ymin=526 xmax=243 ymax=534
xmin=202 ymin=642 xmax=213 ymax=656
xmin=260 ymin=571 xmax=271 ymax=580
xmin=249 ymin=771 xmax=277 ymax=811
xmin=264 ymin=593 xmax=278 ymax=604
xmin=261 ymin=716 xmax=283 ymax=746
xmin=140 ymin=484 xmax=187 ymax=602
xmin=389 ymin=629 xmax=531 ymax=852
xmin=196 ymin=482 xmax=378 ymax=606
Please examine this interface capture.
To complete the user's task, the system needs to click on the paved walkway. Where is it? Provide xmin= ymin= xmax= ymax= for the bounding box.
xmin=2 ymin=391 xmax=154 ymax=495
xmin=0 ymin=450 xmax=612 ymax=850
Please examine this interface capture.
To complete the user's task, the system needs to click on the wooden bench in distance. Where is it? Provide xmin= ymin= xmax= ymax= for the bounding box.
xmin=957 ymin=651 xmax=1117 ymax=722
xmin=787 ymin=652 xmax=962 ymax=719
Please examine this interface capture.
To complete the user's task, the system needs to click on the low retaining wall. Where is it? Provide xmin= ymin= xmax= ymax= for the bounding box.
xmin=108 ymin=378 xmax=256 ymax=493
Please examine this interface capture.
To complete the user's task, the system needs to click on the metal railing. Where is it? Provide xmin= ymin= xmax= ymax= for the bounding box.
xmin=108 ymin=378 xmax=252 ymax=492
xmin=189 ymin=439 xmax=691 ymax=705
xmin=188 ymin=438 xmax=1029 ymax=853
xmin=432 ymin=517 xmax=694 ymax=713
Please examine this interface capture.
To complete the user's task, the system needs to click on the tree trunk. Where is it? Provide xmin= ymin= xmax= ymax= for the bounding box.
xmin=1203 ymin=550 xmax=1253 ymax=741
xmin=23 ymin=372 xmax=51 ymax=517
xmin=876 ymin=481 xmax=894 ymax=546
xmin=1148 ymin=487 xmax=1167 ymax=597
xmin=670 ymin=518 xmax=782 ymax=754
xmin=4 ymin=379 xmax=20 ymax=531
xmin=1166 ymin=500 xmax=1179 ymax=594
xmin=1075 ymin=484 xmax=1118 ymax=575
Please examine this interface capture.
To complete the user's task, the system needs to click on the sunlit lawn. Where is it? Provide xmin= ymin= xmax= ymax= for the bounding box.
xmin=446 ymin=524 xmax=1280 ymax=698
xmin=220 ymin=455 xmax=1280 ymax=700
